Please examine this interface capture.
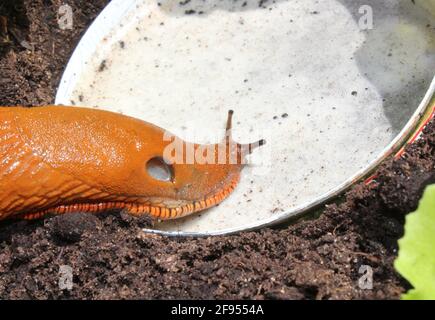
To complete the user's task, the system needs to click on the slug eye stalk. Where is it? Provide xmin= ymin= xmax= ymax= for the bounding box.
xmin=224 ymin=109 xmax=266 ymax=165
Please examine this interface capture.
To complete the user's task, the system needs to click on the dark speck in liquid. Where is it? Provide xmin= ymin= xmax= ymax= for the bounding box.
xmin=98 ymin=60 xmax=107 ymax=72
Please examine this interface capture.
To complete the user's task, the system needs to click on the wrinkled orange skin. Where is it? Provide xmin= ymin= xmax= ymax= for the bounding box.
xmin=0 ymin=106 xmax=262 ymax=221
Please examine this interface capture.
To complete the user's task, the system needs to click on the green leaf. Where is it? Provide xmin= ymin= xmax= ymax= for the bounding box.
xmin=395 ymin=184 xmax=435 ymax=300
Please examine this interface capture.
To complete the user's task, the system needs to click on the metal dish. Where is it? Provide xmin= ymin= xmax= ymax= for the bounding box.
xmin=56 ymin=0 xmax=435 ymax=236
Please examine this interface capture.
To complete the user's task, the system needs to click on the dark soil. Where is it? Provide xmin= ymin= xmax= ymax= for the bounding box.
xmin=0 ymin=0 xmax=434 ymax=300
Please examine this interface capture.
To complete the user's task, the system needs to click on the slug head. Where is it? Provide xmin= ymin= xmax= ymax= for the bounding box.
xmin=133 ymin=110 xmax=265 ymax=217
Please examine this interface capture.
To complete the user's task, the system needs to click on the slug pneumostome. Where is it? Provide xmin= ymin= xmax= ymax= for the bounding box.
xmin=0 ymin=106 xmax=264 ymax=221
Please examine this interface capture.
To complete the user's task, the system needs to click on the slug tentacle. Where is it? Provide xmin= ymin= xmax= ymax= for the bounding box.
xmin=223 ymin=109 xmax=266 ymax=165
xmin=0 ymin=106 xmax=264 ymax=221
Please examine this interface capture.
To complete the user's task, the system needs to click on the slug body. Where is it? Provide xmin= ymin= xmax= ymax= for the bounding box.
xmin=0 ymin=106 xmax=264 ymax=221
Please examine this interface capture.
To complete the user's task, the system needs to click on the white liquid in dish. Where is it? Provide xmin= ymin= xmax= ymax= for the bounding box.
xmin=59 ymin=0 xmax=434 ymax=233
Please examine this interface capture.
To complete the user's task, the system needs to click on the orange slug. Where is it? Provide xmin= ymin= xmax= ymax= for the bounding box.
xmin=0 ymin=106 xmax=264 ymax=221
